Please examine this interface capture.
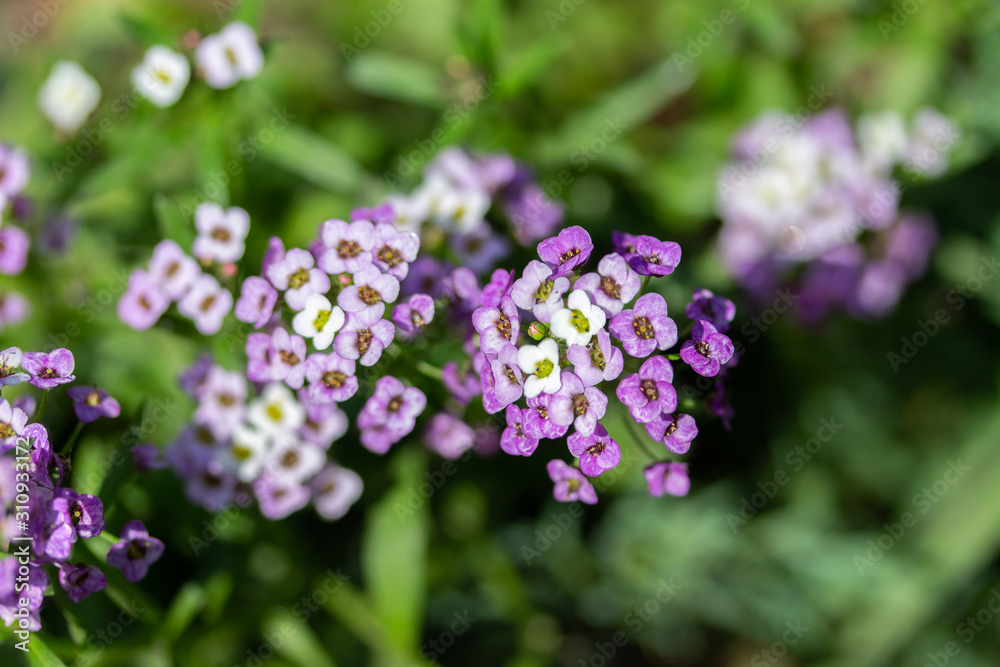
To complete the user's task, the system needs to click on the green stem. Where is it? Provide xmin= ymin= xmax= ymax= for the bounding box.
xmin=414 ymin=361 xmax=444 ymax=381
xmin=639 ymin=275 xmax=652 ymax=296
xmin=62 ymin=421 xmax=86 ymax=458
xmin=33 ymin=390 xmax=49 ymax=421
xmin=624 ymin=415 xmax=661 ymax=462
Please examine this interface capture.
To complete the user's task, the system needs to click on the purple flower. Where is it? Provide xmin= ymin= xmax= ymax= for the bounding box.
xmin=372 ymin=222 xmax=419 ymax=279
xmin=442 ymin=361 xmax=481 ymax=405
xmin=266 ymin=248 xmax=330 ymax=311
xmin=444 ymin=267 xmax=482 ymax=312
xmin=616 ymin=356 xmax=677 ymax=424
xmin=574 ymin=253 xmax=641 ymax=316
xmin=401 ymin=256 xmax=451 ymax=298
xmin=644 ymin=462 xmax=690 ymax=497
xmin=35 ymin=501 xmax=75 ymax=561
xmin=0 ymin=347 xmax=28 ymax=386
xmin=505 ymin=182 xmax=564 ymax=245
xmin=304 ymin=352 xmax=359 ymax=404
xmin=193 ymin=203 xmax=250 ymax=264
xmin=477 ymin=345 xmax=523 ymax=414
xmin=0 ymin=290 xmax=29 ymax=333
xmin=566 ymin=329 xmax=624 ymax=386
xmin=22 ymin=348 xmax=76 ymax=389
xmin=679 ymin=321 xmax=735 ymax=377
xmin=180 ymin=353 xmax=214 ymax=398
xmin=338 ymin=264 xmax=400 ymax=314
xmin=450 ymin=226 xmax=511 ymax=275
xmin=646 ymin=413 xmax=698 ymax=455
xmin=352 ymin=203 xmax=395 ymax=225
xmin=19 ymin=423 xmax=52 ymax=484
xmin=625 ymin=235 xmax=682 ymax=276
xmin=254 ymin=475 xmax=311 ymax=520
xmin=500 ymin=405 xmax=538 ymax=457
xmin=537 ymin=226 xmax=593 ymax=277
xmin=612 ymin=231 xmax=639 ymax=256
xmin=318 ymin=219 xmax=375 ymax=275
xmin=0 ymin=398 xmax=28 ymax=452
xmin=523 ymin=393 xmax=569 ymax=440
xmin=178 ymin=273 xmax=233 ymax=335
xmin=472 ymin=295 xmax=519 ymax=355
xmin=298 ymin=395 xmax=348 ymax=447
xmin=235 ymin=276 xmax=278 ymax=329
xmin=58 ymin=563 xmax=108 ymax=603
xmin=423 ymin=412 xmax=476 ymax=460
xmin=0 ymin=226 xmax=29 ymax=275
xmin=118 ymin=269 xmax=169 ymax=331
xmin=0 ymin=559 xmax=47 ymax=631
xmin=311 ymin=464 xmax=363 ymax=520
xmin=269 ymin=327 xmax=307 ymax=389
xmin=546 ymin=459 xmax=597 ymax=504
xmin=391 ymin=293 xmax=435 ymax=335
xmin=0 ymin=145 xmax=30 ymax=197
xmin=194 ymin=366 xmax=246 ymax=438
xmin=334 ymin=307 xmax=395 ymax=366
xmin=262 ymin=235 xmax=285 ymax=275
xmin=105 ymin=521 xmax=164 ymax=582
xmin=50 ymin=487 xmax=104 ymax=538
xmin=684 ymin=289 xmax=736 ymax=333
xmin=609 ymin=293 xmax=677 ymax=358
xmin=148 ymin=239 xmax=200 ymax=300
xmin=245 ymin=332 xmax=276 ymax=383
xmin=568 ymin=425 xmax=621 ymax=477
xmin=185 ymin=460 xmax=238 ymax=511
xmin=358 ymin=376 xmax=426 ymax=442
xmin=67 ymin=386 xmax=121 ymax=423
xmin=548 ymin=372 xmax=608 ymax=436
xmin=131 ymin=443 xmax=168 ymax=472
xmin=480 ymin=269 xmax=515 ymax=309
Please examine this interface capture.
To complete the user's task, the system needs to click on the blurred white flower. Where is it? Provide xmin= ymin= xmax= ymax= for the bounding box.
xmin=37 ymin=61 xmax=100 ymax=133
xmin=906 ymin=108 xmax=959 ymax=178
xmin=196 ymin=22 xmax=263 ymax=89
xmin=857 ymin=111 xmax=908 ymax=172
xmin=132 ymin=46 xmax=191 ymax=108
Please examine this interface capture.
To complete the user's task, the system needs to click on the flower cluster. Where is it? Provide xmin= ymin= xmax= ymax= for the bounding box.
xmin=0 ymin=347 xmax=162 ymax=634
xmin=0 ymin=145 xmax=32 ymax=335
xmin=716 ymin=107 xmax=955 ymax=321
xmin=473 ymin=226 xmax=737 ymax=503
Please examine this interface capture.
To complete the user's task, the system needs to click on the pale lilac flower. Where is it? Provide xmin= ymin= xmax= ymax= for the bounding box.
xmin=58 ymin=563 xmax=107 ymax=603
xmin=266 ymin=248 xmax=330 ymax=311
xmin=568 ymin=425 xmax=620 ymax=477
xmin=566 ymin=329 xmax=623 ymax=386
xmin=358 ymin=376 xmax=426 ymax=438
xmin=574 ymin=253 xmax=641 ymax=316
xmin=546 ymin=459 xmax=597 ymax=504
xmin=0 ymin=559 xmax=47 ymax=631
xmin=67 ymin=386 xmax=121 ymax=423
xmin=549 ymin=289 xmax=607 ymax=348
xmin=0 ymin=226 xmax=29 ymax=275
xmin=644 ymin=462 xmax=690 ymax=497
xmin=235 ymin=276 xmax=278 ymax=329
xmin=262 ymin=440 xmax=325 ymax=484
xmin=304 ymin=352 xmax=359 ymax=404
xmin=334 ymin=307 xmax=395 ymax=366
xmin=339 ymin=264 xmax=400 ymax=314
xmin=22 ymin=348 xmax=75 ymax=389
xmin=312 ymin=464 xmax=363 ymax=520
xmin=246 ymin=332 xmax=276 ymax=383
xmin=684 ymin=288 xmax=736 ymax=333
xmin=0 ymin=145 xmax=30 ymax=197
xmin=537 ymin=226 xmax=593 ymax=277
xmin=609 ymin=293 xmax=677 ymax=358
xmin=269 ymin=328 xmax=307 ymax=389
xmin=392 ymin=293 xmax=435 ymax=335
xmin=500 ymin=405 xmax=538 ymax=457
xmin=193 ymin=203 xmax=250 ymax=264
xmin=372 ymin=222 xmax=419 ymax=279
xmin=679 ymin=321 xmax=735 ymax=377
xmin=472 ymin=295 xmax=519 ymax=354
xmin=523 ymin=393 xmax=569 ymax=440
xmin=194 ymin=366 xmax=246 ymax=438
xmin=196 ymin=22 xmax=264 ymax=89
xmin=480 ymin=269 xmax=515 ymax=309
xmin=178 ymin=273 xmax=233 ymax=335
xmin=352 ymin=203 xmax=395 ymax=225
xmin=548 ymin=372 xmax=608 ymax=436
xmin=185 ymin=460 xmax=238 ymax=511
xmin=517 ymin=338 xmax=562 ymax=398
xmin=118 ymin=269 xmax=169 ymax=331
xmin=0 ymin=347 xmax=28 ymax=386
xmin=318 ymin=219 xmax=375 ymax=275
xmin=0 ymin=291 xmax=29 ymax=332
xmin=626 ymin=235 xmax=682 ymax=276
xmin=646 ymin=413 xmax=698 ymax=455
xmin=481 ymin=345 xmax=523 ymax=414
xmin=424 ymin=412 xmax=476 ymax=460
xmin=616 ymin=356 xmax=677 ymax=424
xmin=148 ymin=240 xmax=200 ymax=299
xmin=0 ymin=398 xmax=27 ymax=451
xmin=511 ymin=260 xmax=571 ymax=323
xmin=298 ymin=395 xmax=348 ymax=448
xmin=254 ymin=475 xmax=310 ymax=520
xmin=292 ymin=293 xmax=345 ymax=350
xmin=450 ymin=225 xmax=511 ymax=275
xmin=442 ymin=361 xmax=481 ymax=405
xmin=444 ymin=267 xmax=482 ymax=312
xmin=106 ymin=520 xmax=164 ymax=582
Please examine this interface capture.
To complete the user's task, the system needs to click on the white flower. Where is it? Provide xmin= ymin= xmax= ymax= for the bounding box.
xmin=38 ymin=61 xmax=101 ymax=133
xmin=196 ymin=22 xmax=264 ymax=89
xmin=858 ymin=111 xmax=908 ymax=172
xmin=906 ymin=108 xmax=958 ymax=178
xmin=263 ymin=439 xmax=325 ymax=483
xmin=413 ymin=176 xmax=489 ymax=235
xmin=193 ymin=203 xmax=250 ymax=264
xmin=549 ymin=289 xmax=607 ymax=348
xmin=224 ymin=426 xmax=271 ymax=482
xmin=131 ymin=46 xmax=191 ymax=108
xmin=247 ymin=383 xmax=305 ymax=437
xmin=517 ymin=338 xmax=562 ymax=399
xmin=292 ymin=293 xmax=345 ymax=350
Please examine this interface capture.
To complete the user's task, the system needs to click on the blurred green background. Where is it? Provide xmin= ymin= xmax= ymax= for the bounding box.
xmin=2 ymin=0 xmax=1000 ymax=665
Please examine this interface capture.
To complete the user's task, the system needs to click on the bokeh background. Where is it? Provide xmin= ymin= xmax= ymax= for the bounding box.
xmin=2 ymin=0 xmax=1000 ymax=665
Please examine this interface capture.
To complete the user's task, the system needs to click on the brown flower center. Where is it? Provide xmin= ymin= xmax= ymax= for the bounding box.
xmin=337 ymin=239 xmax=362 ymax=259
xmin=323 ymin=371 xmax=347 ymax=388
xmin=211 ymin=227 xmax=231 ymax=242
xmin=377 ymin=245 xmax=402 ymax=266
xmin=571 ymin=393 xmax=589 ymax=417
xmin=600 ymin=275 xmax=621 ymax=299
xmin=641 ymin=379 xmax=658 ymax=401
xmin=288 ymin=268 xmax=310 ymax=289
xmin=359 ymin=285 xmax=381 ymax=305
xmin=633 ymin=316 xmax=654 ymax=339
xmin=357 ymin=329 xmax=373 ymax=354
xmin=279 ymin=350 xmax=300 ymax=366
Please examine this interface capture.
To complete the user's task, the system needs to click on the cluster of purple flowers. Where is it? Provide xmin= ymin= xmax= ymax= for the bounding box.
xmin=0 ymin=145 xmax=33 ymax=335
xmin=0 ymin=346 xmax=162 ymax=633
xmin=118 ymin=202 xmax=249 ymax=334
xmin=716 ymin=108 xmax=955 ymax=321
xmin=472 ymin=226 xmax=737 ymax=503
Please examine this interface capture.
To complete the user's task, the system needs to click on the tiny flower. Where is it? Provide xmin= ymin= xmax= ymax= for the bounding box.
xmin=118 ymin=269 xmax=170 ymax=331
xmin=500 ymin=405 xmax=538 ymax=457
xmin=318 ymin=219 xmax=375 ymax=275
xmin=679 ymin=321 xmax=735 ymax=377
xmin=450 ymin=226 xmax=512 ymax=275
xmin=0 ymin=398 xmax=28 ymax=451
xmin=131 ymin=45 xmax=190 ymax=107
xmin=537 ymin=226 xmax=593 ymax=277
xmin=293 ymin=293 xmax=346 ymax=350
xmin=444 ymin=267 xmax=482 ymax=312
xmin=185 ymin=460 xmax=238 ymax=511
xmin=49 ymin=487 xmax=105 ymax=538
xmin=372 ymin=222 xmax=419 ymax=279
xmin=480 ymin=269 xmax=515 ymax=309
xmin=625 ymin=235 xmax=682 ymax=276
xmin=334 ymin=307 xmax=395 ymax=367
xmin=131 ymin=443 xmax=168 ymax=473
xmin=38 ymin=61 xmax=100 ymax=133
xmin=0 ymin=560 xmax=47 ymax=631
xmin=178 ymin=273 xmax=233 ymax=335
xmin=262 ymin=440 xmax=325 ymax=483
xmin=193 ymin=203 xmax=250 ymax=264
xmin=548 ymin=372 xmax=608 ymax=436
xmin=0 ymin=145 xmax=30 ymax=198
xmin=58 ymin=563 xmax=108 ymax=603
xmin=442 ymin=361 xmax=481 ymax=405
xmin=401 ymin=256 xmax=451 ymax=298
xmin=472 ymin=295 xmax=519 ymax=355
xmin=245 ymin=332 xmax=277 ymax=383
xmin=0 ymin=291 xmax=29 ymax=332
xmin=67 ymin=386 xmax=122 ymax=423
xmin=523 ymin=393 xmax=569 ymax=440
xmin=616 ymin=356 xmax=677 ymax=424
xmin=684 ymin=288 xmax=736 ymax=333
xmin=338 ymin=264 xmax=400 ymax=314
xmin=568 ymin=425 xmax=621 ymax=477
xmin=269 ymin=328 xmax=308 ymax=389
xmin=0 ymin=347 xmax=28 ymax=386
xmin=546 ymin=459 xmax=597 ymax=504
xmin=235 ymin=276 xmax=279 ymax=329
xmin=566 ymin=329 xmax=624 ymax=386
xmin=574 ymin=253 xmax=642 ymax=317
xmin=481 ymin=345 xmax=524 ymax=414
xmin=222 ymin=426 xmax=271 ymax=481
xmin=391 ymin=293 xmax=435 ymax=335
xmin=358 ymin=376 xmax=426 ymax=438
xmin=248 ymin=383 xmax=306 ymax=437
xmin=304 ymin=352 xmax=359 ymax=404
xmin=196 ymin=22 xmax=264 ymax=89
xmin=609 ymin=293 xmax=678 ymax=358
xmin=194 ymin=366 xmax=246 ymax=438
xmin=254 ymin=475 xmax=311 ymax=520
xmin=516 ymin=338 xmax=562 ymax=399
xmin=148 ymin=240 xmax=200 ymax=300
xmin=549 ymin=289 xmax=607 ymax=348
xmin=298 ymin=395 xmax=348 ymax=448
xmin=311 ymin=464 xmax=364 ymax=520
xmin=423 ymin=412 xmax=476 ymax=460
xmin=106 ymin=520 xmax=165 ymax=582
xmin=0 ymin=226 xmax=29 ymax=275
xmin=646 ymin=413 xmax=698 ymax=455
xmin=644 ymin=462 xmax=690 ymax=497
xmin=266 ymin=248 xmax=330 ymax=311
xmin=429 ymin=185 xmax=490 ymax=234
xmin=22 ymin=348 xmax=76 ymax=389
xmin=351 ymin=203 xmax=395 ymax=225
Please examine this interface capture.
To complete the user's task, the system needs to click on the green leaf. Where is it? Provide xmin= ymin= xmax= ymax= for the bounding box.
xmin=262 ymin=610 xmax=338 ymax=667
xmin=24 ymin=633 xmax=68 ymax=667
xmin=118 ymin=13 xmax=175 ymax=47
xmin=231 ymin=0 xmax=264 ymax=27
xmin=262 ymin=126 xmax=369 ymax=194
xmin=346 ymin=52 xmax=443 ymax=108
xmin=162 ymin=582 xmax=207 ymax=643
xmin=153 ymin=195 xmax=196 ymax=250
xmin=497 ymin=36 xmax=572 ymax=99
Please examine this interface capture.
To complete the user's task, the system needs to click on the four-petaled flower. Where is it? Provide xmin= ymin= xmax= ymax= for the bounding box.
xmin=105 ymin=520 xmax=165 ymax=582
xmin=679 ymin=321 xmax=735 ymax=377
